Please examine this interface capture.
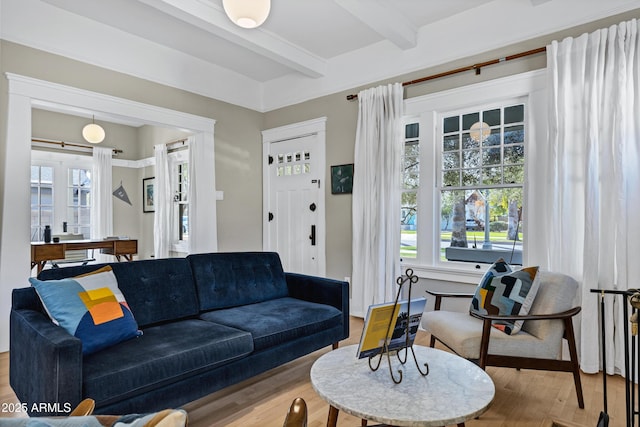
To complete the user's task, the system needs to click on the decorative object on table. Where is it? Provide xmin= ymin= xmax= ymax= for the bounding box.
xmin=142 ymin=177 xmax=155 ymax=213
xmin=44 ymin=225 xmax=52 ymax=243
xmin=364 ymin=268 xmax=429 ymax=383
xmin=330 ymin=164 xmax=353 ymax=194
xmin=113 ymin=181 xmax=132 ymax=206
xmin=357 ymin=297 xmax=426 ymax=359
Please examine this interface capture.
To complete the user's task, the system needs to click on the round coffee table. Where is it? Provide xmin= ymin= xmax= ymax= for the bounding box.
xmin=310 ymin=344 xmax=495 ymax=427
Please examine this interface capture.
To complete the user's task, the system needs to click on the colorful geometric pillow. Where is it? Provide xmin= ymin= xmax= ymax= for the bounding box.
xmin=470 ymin=259 xmax=540 ymax=335
xmin=30 ymin=266 xmax=141 ymax=355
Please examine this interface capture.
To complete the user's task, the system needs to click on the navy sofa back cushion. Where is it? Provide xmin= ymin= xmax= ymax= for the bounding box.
xmin=109 ymin=259 xmax=199 ymax=327
xmin=38 ymin=258 xmax=199 ymax=327
xmin=187 ymin=252 xmax=288 ymax=311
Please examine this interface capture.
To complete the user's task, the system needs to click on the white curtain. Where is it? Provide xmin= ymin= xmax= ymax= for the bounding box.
xmin=187 ymin=133 xmax=218 ymax=254
xmin=90 ymin=146 xmax=113 ymax=241
xmin=154 ymin=144 xmax=172 ymax=259
xmin=532 ymin=19 xmax=640 ymax=375
xmin=351 ymin=83 xmax=404 ymax=317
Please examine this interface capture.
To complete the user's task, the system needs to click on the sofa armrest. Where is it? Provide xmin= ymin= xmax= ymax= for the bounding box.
xmin=285 ymin=272 xmax=349 ymax=339
xmin=10 ymin=295 xmax=83 ymax=416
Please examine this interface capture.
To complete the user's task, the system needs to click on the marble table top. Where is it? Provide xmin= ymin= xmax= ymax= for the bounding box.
xmin=310 ymin=345 xmax=495 ymax=427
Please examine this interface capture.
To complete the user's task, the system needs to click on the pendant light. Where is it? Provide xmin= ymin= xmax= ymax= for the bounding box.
xmin=82 ymin=115 xmax=105 ymax=144
xmin=223 ymin=0 xmax=271 ymax=29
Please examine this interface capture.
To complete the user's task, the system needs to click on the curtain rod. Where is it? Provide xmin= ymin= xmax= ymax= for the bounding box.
xmin=31 ymin=138 xmax=123 ymax=155
xmin=345 ymin=46 xmax=547 ymax=101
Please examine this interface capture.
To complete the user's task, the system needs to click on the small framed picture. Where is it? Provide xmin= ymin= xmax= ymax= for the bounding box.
xmin=331 ymin=164 xmax=354 ymax=194
xmin=143 ymin=177 xmax=155 ymax=213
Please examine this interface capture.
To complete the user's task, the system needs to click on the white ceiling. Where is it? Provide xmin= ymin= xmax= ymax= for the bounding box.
xmin=2 ymin=0 xmax=640 ymax=112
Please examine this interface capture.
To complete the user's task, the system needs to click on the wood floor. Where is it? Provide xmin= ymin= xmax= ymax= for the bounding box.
xmin=0 ymin=317 xmax=631 ymax=426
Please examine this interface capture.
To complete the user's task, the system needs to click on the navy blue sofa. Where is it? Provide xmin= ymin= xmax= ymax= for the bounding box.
xmin=10 ymin=252 xmax=349 ymax=416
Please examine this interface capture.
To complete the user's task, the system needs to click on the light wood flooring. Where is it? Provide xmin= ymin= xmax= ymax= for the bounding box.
xmin=0 ymin=317 xmax=631 ymax=426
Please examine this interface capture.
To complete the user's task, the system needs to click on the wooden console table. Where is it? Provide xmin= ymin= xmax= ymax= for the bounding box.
xmin=31 ymin=239 xmax=138 ymax=273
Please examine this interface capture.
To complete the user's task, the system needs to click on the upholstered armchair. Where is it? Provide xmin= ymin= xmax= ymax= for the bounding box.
xmin=421 ymin=271 xmax=584 ymax=408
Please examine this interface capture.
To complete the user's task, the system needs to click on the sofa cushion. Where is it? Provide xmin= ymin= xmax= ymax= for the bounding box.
xmin=470 ymin=260 xmax=540 ymax=335
xmin=29 ymin=266 xmax=141 ymax=355
xmin=83 ymin=319 xmax=253 ymax=406
xmin=110 ymin=259 xmax=199 ymax=327
xmin=188 ymin=252 xmax=288 ymax=311
xmin=199 ymin=297 xmax=342 ymax=351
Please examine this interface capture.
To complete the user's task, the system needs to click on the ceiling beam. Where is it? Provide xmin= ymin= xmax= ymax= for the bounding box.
xmin=334 ymin=0 xmax=417 ymax=50
xmin=139 ymin=0 xmax=327 ymax=78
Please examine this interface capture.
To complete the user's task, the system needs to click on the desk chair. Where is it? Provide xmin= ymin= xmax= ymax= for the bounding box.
xmin=50 ymin=233 xmax=95 ymax=268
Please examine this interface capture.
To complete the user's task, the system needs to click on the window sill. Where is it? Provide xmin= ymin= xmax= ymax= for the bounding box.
xmin=400 ymin=261 xmax=484 ymax=284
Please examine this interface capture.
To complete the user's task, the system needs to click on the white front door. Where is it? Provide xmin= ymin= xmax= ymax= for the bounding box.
xmin=262 ymin=119 xmax=326 ymax=276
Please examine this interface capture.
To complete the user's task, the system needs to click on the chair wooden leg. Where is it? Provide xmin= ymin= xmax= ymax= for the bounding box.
xmin=429 ymin=335 xmax=436 ymax=348
xmin=564 ymin=318 xmax=585 ymax=409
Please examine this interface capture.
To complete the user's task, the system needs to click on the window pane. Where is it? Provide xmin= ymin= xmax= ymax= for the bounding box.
xmin=31 ymin=166 xmax=39 ymax=183
xmin=40 ymin=187 xmax=53 ymax=205
xmin=40 ymin=207 xmax=53 ymax=225
xmin=482 ymin=148 xmax=501 ymax=166
xmin=482 ymin=167 xmax=502 ymax=185
xmin=403 ymin=158 xmax=419 ymax=189
xmin=462 ymin=113 xmax=479 ymax=131
xmin=443 ymin=135 xmax=459 ymax=152
xmin=440 ymin=187 xmax=523 ymax=265
xmin=443 ymin=116 xmax=459 ymax=133
xmin=462 ymin=133 xmax=479 ymax=149
xmin=405 ymin=123 xmax=419 ymax=139
xmin=443 ymin=170 xmax=459 ymax=187
xmin=442 ymin=152 xmax=460 ymax=170
xmin=483 ymin=109 xmax=501 ymax=126
xmin=401 ymin=192 xmax=417 ymax=259
xmin=462 ymin=149 xmax=480 ymax=169
xmin=462 ymin=169 xmax=480 ymax=186
xmin=41 ymin=167 xmax=53 ymax=184
xmin=31 ymin=186 xmax=39 ymax=205
xmin=504 ymin=146 xmax=524 ymax=165
xmin=504 ymin=165 xmax=524 ymax=183
xmin=505 ymin=125 xmax=524 ymax=145
xmin=482 ymin=129 xmax=501 ymax=147
xmin=505 ymin=104 xmax=524 ymax=124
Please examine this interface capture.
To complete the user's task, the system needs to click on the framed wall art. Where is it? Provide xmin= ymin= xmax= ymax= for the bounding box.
xmin=142 ymin=177 xmax=155 ymax=213
xmin=331 ymin=164 xmax=354 ymax=194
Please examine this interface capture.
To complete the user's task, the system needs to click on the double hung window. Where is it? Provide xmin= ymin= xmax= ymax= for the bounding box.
xmin=399 ymin=70 xmax=545 ymax=277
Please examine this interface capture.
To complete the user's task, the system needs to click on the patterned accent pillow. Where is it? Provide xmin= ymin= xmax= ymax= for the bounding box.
xmin=30 ymin=266 xmax=141 ymax=355
xmin=470 ymin=259 xmax=540 ymax=335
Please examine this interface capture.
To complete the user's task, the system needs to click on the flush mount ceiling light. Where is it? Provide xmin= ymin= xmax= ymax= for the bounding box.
xmin=222 ymin=0 xmax=271 ymax=29
xmin=469 ymin=121 xmax=491 ymax=143
xmin=82 ymin=115 xmax=105 ymax=144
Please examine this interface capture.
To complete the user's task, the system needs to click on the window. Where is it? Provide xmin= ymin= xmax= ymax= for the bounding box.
xmin=439 ymin=104 xmax=524 ymax=265
xmin=401 ymin=70 xmax=544 ymax=278
xmin=175 ymin=161 xmax=189 ymax=243
xmin=67 ymin=168 xmax=92 ymax=238
xmin=401 ymin=122 xmax=419 ymax=259
xmin=30 ymin=165 xmax=54 ymax=241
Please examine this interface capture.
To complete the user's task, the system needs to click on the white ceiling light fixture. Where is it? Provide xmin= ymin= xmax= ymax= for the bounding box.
xmin=469 ymin=121 xmax=491 ymax=143
xmin=82 ymin=116 xmax=106 ymax=144
xmin=222 ymin=0 xmax=271 ymax=29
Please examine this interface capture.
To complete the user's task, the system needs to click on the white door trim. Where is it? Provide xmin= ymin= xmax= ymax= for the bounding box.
xmin=262 ymin=117 xmax=327 ymax=276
